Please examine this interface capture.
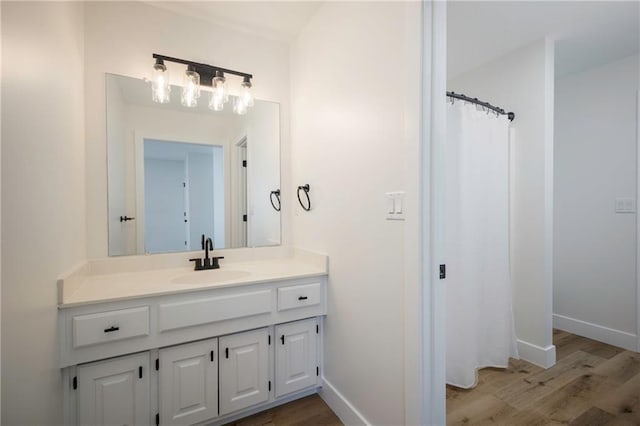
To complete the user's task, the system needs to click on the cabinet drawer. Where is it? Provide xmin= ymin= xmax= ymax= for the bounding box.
xmin=73 ymin=306 xmax=149 ymax=348
xmin=277 ymin=283 xmax=321 ymax=311
xmin=158 ymin=289 xmax=272 ymax=332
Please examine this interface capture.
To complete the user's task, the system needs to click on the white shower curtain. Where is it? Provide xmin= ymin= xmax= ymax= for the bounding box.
xmin=445 ymin=100 xmax=518 ymax=389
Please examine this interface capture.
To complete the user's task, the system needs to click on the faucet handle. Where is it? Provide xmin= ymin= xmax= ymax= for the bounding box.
xmin=211 ymin=256 xmax=224 ymax=269
xmin=189 ymin=258 xmax=203 ymax=270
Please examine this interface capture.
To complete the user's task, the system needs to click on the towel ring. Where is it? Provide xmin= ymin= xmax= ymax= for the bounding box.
xmin=270 ymin=189 xmax=281 ymax=212
xmin=297 ymin=184 xmax=311 ymax=211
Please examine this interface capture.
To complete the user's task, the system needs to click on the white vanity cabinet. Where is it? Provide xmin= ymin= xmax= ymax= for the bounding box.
xmin=159 ymin=338 xmax=218 ymax=425
xmin=77 ymin=352 xmax=150 ymax=426
xmin=275 ymin=318 xmax=319 ymax=398
xmin=60 ymin=275 xmax=326 ymax=426
xmin=219 ymin=328 xmax=270 ymax=415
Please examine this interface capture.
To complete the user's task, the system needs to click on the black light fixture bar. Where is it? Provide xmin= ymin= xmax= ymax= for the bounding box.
xmin=153 ymin=53 xmax=252 ymax=86
xmin=447 ymin=91 xmax=515 ymax=121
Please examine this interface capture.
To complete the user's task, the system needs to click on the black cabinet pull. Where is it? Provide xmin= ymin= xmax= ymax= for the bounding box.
xmin=281 ymin=335 xmax=285 ymax=345
xmin=210 ymin=350 xmax=214 ymax=362
xmin=298 ymin=296 xmax=308 ymax=300
xmin=104 ymin=326 xmax=120 ymax=333
xmin=225 ymin=348 xmax=229 ymax=359
xmin=138 ymin=366 xmax=143 ymax=379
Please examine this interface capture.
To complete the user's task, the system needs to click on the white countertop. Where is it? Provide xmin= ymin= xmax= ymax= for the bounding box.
xmin=58 ymin=248 xmax=328 ymax=308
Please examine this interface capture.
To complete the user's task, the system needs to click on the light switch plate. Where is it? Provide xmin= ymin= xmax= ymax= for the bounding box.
xmin=615 ymin=197 xmax=636 ymax=214
xmin=385 ymin=191 xmax=405 ymax=221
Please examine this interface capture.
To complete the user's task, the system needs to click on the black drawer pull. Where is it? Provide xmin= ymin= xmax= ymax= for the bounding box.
xmin=104 ymin=326 xmax=120 ymax=333
xmin=298 ymin=296 xmax=308 ymax=300
xmin=225 ymin=348 xmax=229 ymax=359
xmin=281 ymin=335 xmax=285 ymax=345
xmin=210 ymin=350 xmax=214 ymax=362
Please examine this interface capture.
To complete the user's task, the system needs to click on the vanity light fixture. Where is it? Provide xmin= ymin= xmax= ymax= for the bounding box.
xmin=151 ymin=58 xmax=170 ymax=104
xmin=151 ymin=53 xmax=254 ymax=114
xmin=240 ymin=77 xmax=254 ymax=107
xmin=233 ymin=96 xmax=248 ymax=115
xmin=233 ymin=76 xmax=254 ymax=115
xmin=209 ymin=91 xmax=225 ymax=111
xmin=209 ymin=70 xmax=228 ymax=111
xmin=181 ymin=65 xmax=200 ymax=108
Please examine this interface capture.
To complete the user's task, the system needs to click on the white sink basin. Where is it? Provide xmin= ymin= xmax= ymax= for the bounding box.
xmin=171 ymin=269 xmax=251 ymax=285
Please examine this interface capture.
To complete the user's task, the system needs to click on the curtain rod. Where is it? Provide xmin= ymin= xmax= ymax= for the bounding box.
xmin=447 ymin=91 xmax=515 ymax=121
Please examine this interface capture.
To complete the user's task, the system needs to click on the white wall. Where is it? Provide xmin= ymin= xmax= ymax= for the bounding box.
xmin=449 ymin=39 xmax=556 ymax=366
xmin=290 ymin=3 xmax=418 ymax=424
xmin=244 ymin=101 xmax=280 ymax=247
xmin=554 ymin=54 xmax=639 ymax=346
xmin=106 ymin=75 xmax=128 ymax=255
xmin=85 ymin=1 xmax=291 ymax=258
xmin=1 ymin=2 xmax=86 ymax=424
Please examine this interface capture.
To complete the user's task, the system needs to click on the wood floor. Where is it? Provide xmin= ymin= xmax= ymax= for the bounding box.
xmin=222 ymin=395 xmax=343 ymax=426
xmin=221 ymin=331 xmax=638 ymax=426
xmin=447 ymin=329 xmax=640 ymax=425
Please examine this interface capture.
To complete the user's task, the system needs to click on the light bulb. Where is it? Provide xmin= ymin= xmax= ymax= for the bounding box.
xmin=234 ymin=96 xmax=248 ymax=115
xmin=151 ymin=59 xmax=170 ymax=103
xmin=181 ymin=66 xmax=200 ymax=108
xmin=209 ymin=92 xmax=225 ymax=111
xmin=240 ymin=77 xmax=254 ymax=107
xmin=212 ymin=70 xmax=228 ymax=104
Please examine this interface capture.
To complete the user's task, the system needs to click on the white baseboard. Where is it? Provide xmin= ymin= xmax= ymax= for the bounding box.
xmin=319 ymin=377 xmax=370 ymax=426
xmin=553 ymin=313 xmax=637 ymax=351
xmin=517 ymin=339 xmax=556 ymax=368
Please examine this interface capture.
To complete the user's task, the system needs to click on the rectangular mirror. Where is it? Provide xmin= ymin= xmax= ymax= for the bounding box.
xmin=106 ymin=73 xmax=281 ymax=256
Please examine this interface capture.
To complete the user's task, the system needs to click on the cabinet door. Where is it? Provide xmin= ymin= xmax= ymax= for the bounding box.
xmin=159 ymin=338 xmax=218 ymax=425
xmin=219 ymin=328 xmax=269 ymax=415
xmin=275 ymin=318 xmax=318 ymax=397
xmin=78 ymin=352 xmax=150 ymax=426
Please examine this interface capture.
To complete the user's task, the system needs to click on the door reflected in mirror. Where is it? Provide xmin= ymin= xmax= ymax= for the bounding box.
xmin=106 ymin=73 xmax=280 ymax=256
xmin=142 ymin=140 xmax=224 ymax=253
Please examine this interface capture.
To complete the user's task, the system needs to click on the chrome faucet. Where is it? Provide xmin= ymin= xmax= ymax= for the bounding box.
xmin=189 ymin=234 xmax=224 ymax=271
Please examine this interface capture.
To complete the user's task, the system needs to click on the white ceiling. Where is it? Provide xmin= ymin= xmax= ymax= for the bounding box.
xmin=146 ymin=1 xmax=322 ymax=43
xmin=448 ymin=1 xmax=639 ymax=79
xmin=145 ymin=1 xmax=637 ymax=78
